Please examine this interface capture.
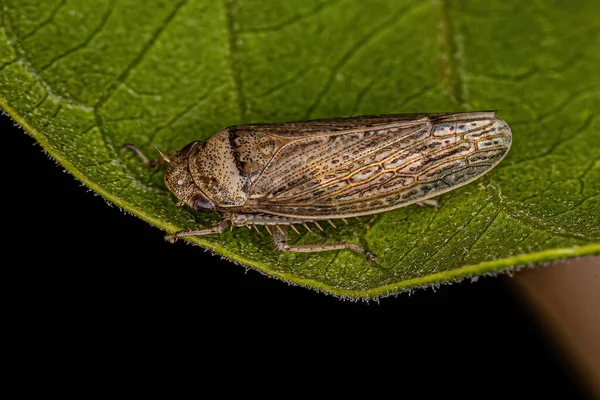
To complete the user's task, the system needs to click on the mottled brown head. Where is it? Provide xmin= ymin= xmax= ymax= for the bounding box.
xmin=164 ymin=142 xmax=216 ymax=213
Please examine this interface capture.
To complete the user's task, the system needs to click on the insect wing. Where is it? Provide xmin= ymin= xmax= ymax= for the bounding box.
xmin=231 ymin=114 xmax=430 ymax=137
xmin=244 ymin=112 xmax=511 ymax=219
xmin=245 ymin=115 xmax=431 ymax=212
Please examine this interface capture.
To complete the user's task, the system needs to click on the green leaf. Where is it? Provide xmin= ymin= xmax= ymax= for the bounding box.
xmin=1 ymin=0 xmax=599 ymax=298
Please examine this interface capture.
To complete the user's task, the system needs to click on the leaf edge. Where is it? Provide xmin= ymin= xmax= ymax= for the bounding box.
xmin=3 ymin=98 xmax=599 ymax=299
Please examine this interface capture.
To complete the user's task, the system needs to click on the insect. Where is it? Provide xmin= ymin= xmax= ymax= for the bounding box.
xmin=122 ymin=111 xmax=512 ymax=261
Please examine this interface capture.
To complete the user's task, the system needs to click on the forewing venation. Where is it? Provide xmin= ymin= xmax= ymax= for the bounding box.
xmin=243 ymin=112 xmax=511 ymax=218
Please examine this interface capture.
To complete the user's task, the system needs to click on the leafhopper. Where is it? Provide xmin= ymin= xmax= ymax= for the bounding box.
xmin=123 ymin=112 xmax=512 ymax=260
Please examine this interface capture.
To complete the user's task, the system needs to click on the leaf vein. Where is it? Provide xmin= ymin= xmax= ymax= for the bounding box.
xmin=256 ymin=67 xmax=311 ymax=98
xmin=510 ymin=87 xmax=600 ymax=125
xmin=93 ymin=0 xmax=188 ymax=161
xmin=153 ymin=87 xmax=228 ymax=148
xmin=21 ymin=0 xmax=67 ymax=40
xmin=392 ymin=193 xmax=456 ymax=266
xmin=39 ymin=1 xmax=113 ymax=72
xmin=350 ymin=78 xmax=377 ymax=116
xmin=504 ymin=111 xmax=597 ymax=168
xmin=94 ymin=0 xmax=188 ymax=114
xmin=421 ymin=203 xmax=492 ymax=270
xmin=463 ymin=211 xmax=500 ymax=256
xmin=238 ymin=0 xmax=344 ymax=34
xmin=223 ymin=0 xmax=245 ymax=121
xmin=0 ymin=58 xmax=17 ymax=72
xmin=31 ymin=89 xmax=49 ymax=111
xmin=438 ymin=0 xmax=467 ymax=107
xmin=303 ymin=2 xmax=423 ymax=119
xmin=0 ymin=12 xmax=92 ymax=110
xmin=469 ymin=50 xmax=584 ymax=83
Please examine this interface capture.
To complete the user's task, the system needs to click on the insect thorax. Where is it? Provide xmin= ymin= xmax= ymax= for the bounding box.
xmin=170 ymin=130 xmax=243 ymax=207
xmin=183 ymin=128 xmax=284 ymax=207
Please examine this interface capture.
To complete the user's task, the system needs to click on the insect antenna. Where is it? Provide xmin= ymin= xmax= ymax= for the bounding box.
xmin=148 ymin=138 xmax=171 ymax=164
xmin=135 ymin=122 xmax=171 ymax=164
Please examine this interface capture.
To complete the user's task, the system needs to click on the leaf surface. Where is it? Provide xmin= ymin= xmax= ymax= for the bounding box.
xmin=1 ymin=0 xmax=598 ymax=297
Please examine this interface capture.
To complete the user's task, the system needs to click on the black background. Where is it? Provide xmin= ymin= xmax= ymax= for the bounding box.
xmin=2 ymin=113 xmax=593 ymax=396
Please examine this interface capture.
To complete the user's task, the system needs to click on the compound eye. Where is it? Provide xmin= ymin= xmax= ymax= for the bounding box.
xmin=192 ymin=194 xmax=215 ymax=213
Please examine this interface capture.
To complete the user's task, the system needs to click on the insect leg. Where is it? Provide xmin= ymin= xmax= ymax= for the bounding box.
xmin=164 ymin=220 xmax=230 ymax=243
xmin=272 ymin=225 xmax=376 ymax=262
xmin=416 ymin=199 xmax=439 ymax=210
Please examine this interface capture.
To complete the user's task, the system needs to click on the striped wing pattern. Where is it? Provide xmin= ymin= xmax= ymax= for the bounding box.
xmin=244 ymin=112 xmax=511 ymax=219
